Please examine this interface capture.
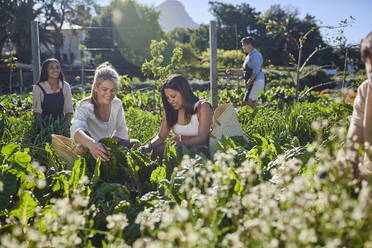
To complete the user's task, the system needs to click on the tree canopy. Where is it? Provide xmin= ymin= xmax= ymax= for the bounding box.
xmin=0 ymin=0 xmax=94 ymax=63
xmin=84 ymin=0 xmax=166 ymax=76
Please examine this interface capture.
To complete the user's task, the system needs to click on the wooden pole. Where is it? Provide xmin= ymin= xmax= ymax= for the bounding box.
xmin=31 ymin=21 xmax=40 ymax=83
xmin=20 ymin=68 xmax=24 ymax=93
xmin=210 ymin=21 xmax=218 ymax=108
xmin=81 ymin=50 xmax=85 ymax=85
xmin=295 ymin=42 xmax=303 ymax=101
xmin=9 ymin=68 xmax=12 ymax=93
xmin=235 ymin=23 xmax=238 ymax=50
xmin=342 ymin=46 xmax=349 ymax=89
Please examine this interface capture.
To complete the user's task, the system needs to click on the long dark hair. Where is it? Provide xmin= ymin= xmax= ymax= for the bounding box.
xmin=36 ymin=58 xmax=65 ymax=84
xmin=160 ymin=74 xmax=199 ymax=129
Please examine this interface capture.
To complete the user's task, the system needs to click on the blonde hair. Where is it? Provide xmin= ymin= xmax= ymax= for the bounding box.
xmin=82 ymin=62 xmax=120 ymax=120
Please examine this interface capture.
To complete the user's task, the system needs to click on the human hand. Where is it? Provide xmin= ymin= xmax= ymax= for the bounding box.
xmin=130 ymin=139 xmax=141 ymax=149
xmin=88 ymin=141 xmax=110 ymax=162
xmin=226 ymin=69 xmax=232 ymax=74
xmin=112 ymin=136 xmax=121 ymax=143
xmin=171 ymin=140 xmax=183 ymax=149
xmin=139 ymin=143 xmax=152 ymax=153
xmin=172 ymin=134 xmax=182 ymax=142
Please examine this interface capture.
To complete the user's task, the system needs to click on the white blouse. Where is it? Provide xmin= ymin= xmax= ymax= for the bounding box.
xmin=70 ymin=97 xmax=129 ymax=144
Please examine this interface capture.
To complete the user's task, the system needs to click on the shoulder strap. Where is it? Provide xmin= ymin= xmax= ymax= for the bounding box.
xmin=197 ymin=100 xmax=213 ymax=121
xmin=37 ymin=83 xmax=47 ymax=95
xmin=60 ymin=80 xmax=64 ymax=92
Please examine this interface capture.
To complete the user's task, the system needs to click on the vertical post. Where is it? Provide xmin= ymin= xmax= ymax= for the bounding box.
xmin=80 ymin=49 xmax=85 ymax=85
xmin=295 ymin=42 xmax=303 ymax=101
xmin=234 ymin=23 xmax=238 ymax=50
xmin=9 ymin=67 xmax=12 ymax=93
xmin=342 ymin=46 xmax=349 ymax=89
xmin=31 ymin=21 xmax=40 ymax=83
xmin=210 ymin=21 xmax=218 ymax=108
xmin=20 ymin=68 xmax=24 ymax=93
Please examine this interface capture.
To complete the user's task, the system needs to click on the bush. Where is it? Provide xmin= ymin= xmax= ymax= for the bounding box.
xmin=200 ymin=49 xmax=246 ymax=69
xmin=300 ymin=65 xmax=330 ymax=90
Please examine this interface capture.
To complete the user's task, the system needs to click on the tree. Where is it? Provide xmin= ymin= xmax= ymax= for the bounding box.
xmin=0 ymin=0 xmax=43 ymax=63
xmin=208 ymin=1 xmax=266 ymax=50
xmin=263 ymin=5 xmax=326 ymax=66
xmin=0 ymin=0 xmax=94 ymax=63
xmin=264 ymin=8 xmax=354 ymax=99
xmin=190 ymin=24 xmax=209 ymax=53
xmin=39 ymin=0 xmax=95 ymax=59
xmin=0 ymin=1 xmax=14 ymax=56
xmin=167 ymin=28 xmax=191 ymax=44
xmin=85 ymin=0 xmax=166 ymax=77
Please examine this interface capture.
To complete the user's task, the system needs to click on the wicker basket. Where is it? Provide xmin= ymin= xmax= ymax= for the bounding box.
xmin=209 ymin=103 xmax=245 ymax=157
xmin=51 ymin=134 xmax=86 ymax=169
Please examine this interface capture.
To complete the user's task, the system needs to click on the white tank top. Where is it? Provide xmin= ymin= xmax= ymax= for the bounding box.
xmin=173 ymin=100 xmax=201 ymax=136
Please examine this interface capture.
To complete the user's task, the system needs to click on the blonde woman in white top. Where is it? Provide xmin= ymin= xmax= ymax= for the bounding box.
xmin=140 ymin=74 xmax=212 ymax=160
xmin=346 ymin=32 xmax=372 ymax=178
xmin=71 ymin=62 xmax=140 ymax=162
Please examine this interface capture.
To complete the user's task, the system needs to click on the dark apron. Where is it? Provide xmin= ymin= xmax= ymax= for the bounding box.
xmin=243 ymin=64 xmax=254 ymax=102
xmin=37 ymin=82 xmax=65 ymax=119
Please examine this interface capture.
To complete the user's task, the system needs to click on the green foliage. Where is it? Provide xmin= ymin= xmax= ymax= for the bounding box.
xmin=10 ymin=190 xmax=38 ymax=227
xmin=190 ymin=24 xmax=209 ymax=53
xmin=141 ymin=39 xmax=183 ymax=90
xmin=262 ymin=5 xmax=326 ymax=66
xmin=209 ymin=1 xmax=266 ymax=50
xmin=1 ymin=0 xmax=93 ymax=64
xmin=85 ymin=0 xmax=165 ymax=75
xmin=119 ymin=75 xmax=133 ymax=94
xmin=167 ymin=28 xmax=191 ymax=44
xmin=200 ymin=48 xmax=246 ymax=69
xmin=84 ymin=138 xmax=128 ymax=184
xmin=0 ymin=75 xmax=370 ymax=247
xmin=300 ymin=65 xmax=331 ymax=89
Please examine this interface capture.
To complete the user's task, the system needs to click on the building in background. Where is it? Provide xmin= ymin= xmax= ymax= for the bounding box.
xmin=41 ymin=22 xmax=92 ymax=65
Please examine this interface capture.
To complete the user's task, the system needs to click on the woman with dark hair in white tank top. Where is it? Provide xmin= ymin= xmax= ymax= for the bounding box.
xmin=140 ymin=74 xmax=212 ymax=160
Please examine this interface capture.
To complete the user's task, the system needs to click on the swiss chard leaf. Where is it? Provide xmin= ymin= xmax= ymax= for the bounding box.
xmin=10 ymin=190 xmax=38 ymax=226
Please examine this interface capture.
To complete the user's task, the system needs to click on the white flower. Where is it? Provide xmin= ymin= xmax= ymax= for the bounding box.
xmin=298 ymin=228 xmax=317 ymax=244
xmin=106 ymin=213 xmax=128 ymax=231
xmin=269 ymin=238 xmax=279 ymax=248
xmin=325 ymin=238 xmax=342 ymax=248
xmin=174 ymin=206 xmax=189 ymax=222
xmin=27 ymin=229 xmax=40 ymax=242
xmin=37 ymin=179 xmax=46 ymax=189
xmin=221 ymin=232 xmax=244 ymax=248
xmin=31 ymin=161 xmax=46 ymax=173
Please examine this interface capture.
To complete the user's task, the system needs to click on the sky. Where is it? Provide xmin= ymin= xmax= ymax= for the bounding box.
xmin=99 ymin=0 xmax=372 ymax=45
xmin=131 ymin=0 xmax=371 ymax=45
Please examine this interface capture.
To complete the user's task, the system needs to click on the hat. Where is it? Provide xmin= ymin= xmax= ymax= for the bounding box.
xmin=209 ymin=103 xmax=246 ymax=157
xmin=51 ymin=134 xmax=86 ymax=169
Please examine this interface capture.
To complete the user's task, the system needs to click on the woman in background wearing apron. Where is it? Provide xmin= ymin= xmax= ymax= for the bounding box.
xmin=226 ymin=36 xmax=265 ymax=107
xmin=32 ymin=58 xmax=73 ymax=134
